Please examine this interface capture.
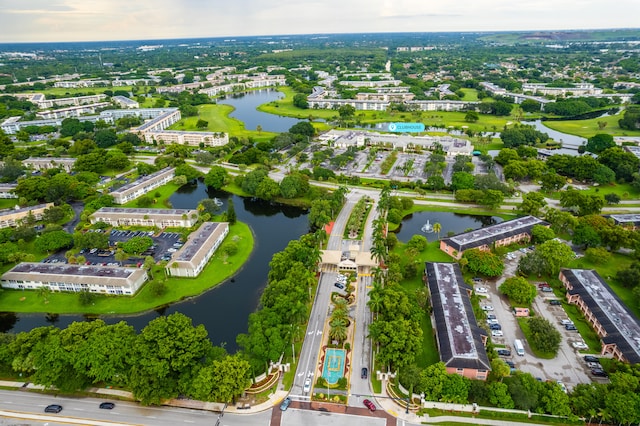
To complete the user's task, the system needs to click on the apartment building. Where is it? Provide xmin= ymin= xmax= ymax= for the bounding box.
xmin=22 ymin=157 xmax=76 ymax=172
xmin=440 ymin=216 xmax=549 ymax=259
xmin=1 ymin=262 xmax=148 ymax=295
xmin=0 ymin=184 xmax=18 ymax=199
xmin=109 ymin=167 xmax=175 ymax=204
xmin=0 ymin=203 xmax=54 ymax=228
xmin=36 ymin=102 xmax=111 ymax=120
xmin=112 ymin=96 xmax=140 ymax=109
xmin=424 ymin=262 xmax=491 ymax=380
xmin=166 ymin=222 xmax=229 ymax=277
xmin=141 ymin=130 xmax=229 ymax=147
xmin=90 ymin=207 xmax=199 ymax=228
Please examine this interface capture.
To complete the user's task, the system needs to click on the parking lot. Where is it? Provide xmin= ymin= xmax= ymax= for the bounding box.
xmin=479 ymin=248 xmax=600 ymax=389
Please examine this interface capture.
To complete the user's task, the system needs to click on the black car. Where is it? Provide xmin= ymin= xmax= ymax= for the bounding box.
xmin=591 ymin=368 xmax=608 ymax=377
xmin=489 ymin=323 xmax=502 ymax=330
xmin=505 ymin=360 xmax=515 ymax=368
xmin=99 ymin=402 xmax=115 ymax=409
xmin=361 ymin=367 xmax=368 ymax=379
xmin=584 ymin=355 xmax=600 ymax=363
xmin=334 ymin=282 xmax=345 ymax=289
xmin=497 ymin=349 xmax=511 ymax=357
xmin=44 ymin=404 xmax=63 ymax=413
xmin=549 ymin=300 xmax=562 ymax=306
xmin=565 ymin=324 xmax=578 ymax=331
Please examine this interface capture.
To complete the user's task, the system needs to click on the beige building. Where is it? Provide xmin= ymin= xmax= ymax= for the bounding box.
xmin=36 ymin=102 xmax=111 ymax=120
xmin=0 ymin=184 xmax=18 ymax=199
xmin=142 ymin=130 xmax=229 ymax=147
xmin=22 ymin=157 xmax=76 ymax=172
xmin=90 ymin=207 xmax=199 ymax=228
xmin=166 ymin=222 xmax=229 ymax=277
xmin=109 ymin=167 xmax=175 ymax=205
xmin=1 ymin=263 xmax=147 ymax=295
xmin=0 ymin=203 xmax=54 ymax=228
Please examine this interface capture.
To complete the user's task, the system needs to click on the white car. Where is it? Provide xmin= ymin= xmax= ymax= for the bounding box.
xmin=303 ymin=378 xmax=311 ymax=393
xmin=572 ymin=341 xmax=588 ymax=350
xmin=475 ymin=287 xmax=488 ymax=294
xmin=556 ymin=381 xmax=567 ymax=394
xmin=481 ymin=305 xmax=494 ymax=311
xmin=491 ymin=330 xmax=504 ymax=337
xmin=561 ymin=319 xmax=574 ymax=326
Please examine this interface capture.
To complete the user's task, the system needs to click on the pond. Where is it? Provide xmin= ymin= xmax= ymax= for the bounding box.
xmin=394 ymin=211 xmax=503 ymax=243
xmin=2 ymin=182 xmax=310 ymax=352
xmin=522 ymin=120 xmax=586 ymax=153
xmin=220 ymin=89 xmax=304 ymax=133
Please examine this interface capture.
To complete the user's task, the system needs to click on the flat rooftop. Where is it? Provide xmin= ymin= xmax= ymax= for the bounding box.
xmin=563 ymin=269 xmax=640 ymax=363
xmin=609 ymin=214 xmax=640 ymax=225
xmin=96 ymin=207 xmax=195 ymax=215
xmin=7 ymin=262 xmax=135 ymax=279
xmin=429 ymin=263 xmax=478 ymax=359
xmin=175 ymin=222 xmax=223 ymax=262
xmin=442 ymin=215 xmax=546 ymax=251
xmin=0 ymin=203 xmax=50 ymax=216
xmin=110 ymin=167 xmax=174 ymax=195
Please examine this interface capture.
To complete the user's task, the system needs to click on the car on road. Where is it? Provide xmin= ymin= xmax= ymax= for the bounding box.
xmin=361 ymin=368 xmax=368 ymax=379
xmin=334 ymin=282 xmax=345 ymax=289
xmin=572 ymin=341 xmax=588 ymax=350
xmin=584 ymin=355 xmax=600 ymax=363
xmin=44 ymin=404 xmax=63 ymax=413
xmin=363 ymin=399 xmax=376 ymax=411
xmin=497 ymin=349 xmax=511 ymax=356
xmin=99 ymin=402 xmax=115 ymax=409
xmin=565 ymin=324 xmax=578 ymax=331
xmin=303 ymin=378 xmax=311 ymax=393
xmin=279 ymin=397 xmax=292 ymax=411
xmin=475 ymin=287 xmax=488 ymax=293
xmin=481 ymin=305 xmax=494 ymax=311
xmin=591 ymin=368 xmax=608 ymax=377
xmin=549 ymin=300 xmax=562 ymax=306
xmin=491 ymin=330 xmax=504 ymax=337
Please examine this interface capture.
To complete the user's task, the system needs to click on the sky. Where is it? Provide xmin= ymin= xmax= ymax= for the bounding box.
xmin=0 ymin=0 xmax=639 ymax=43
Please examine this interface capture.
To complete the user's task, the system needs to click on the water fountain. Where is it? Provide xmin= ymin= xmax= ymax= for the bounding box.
xmin=421 ymin=219 xmax=434 ymax=233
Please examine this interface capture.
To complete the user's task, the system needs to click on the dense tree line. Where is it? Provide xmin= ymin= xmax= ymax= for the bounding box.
xmin=0 ymin=313 xmax=251 ymax=405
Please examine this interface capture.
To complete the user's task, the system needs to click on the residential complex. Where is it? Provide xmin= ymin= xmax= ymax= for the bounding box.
xmin=139 ymin=130 xmax=229 ymax=147
xmin=22 ymin=157 xmax=76 ymax=172
xmin=608 ymin=214 xmax=640 ymax=229
xmin=112 ymin=95 xmax=140 ymax=109
xmin=424 ymin=262 xmax=491 ymax=380
xmin=15 ymin=93 xmax=107 ymax=109
xmin=109 ymin=167 xmax=175 ymax=204
xmin=166 ymin=222 xmax=229 ymax=277
xmin=90 ymin=207 xmax=199 ymax=228
xmin=0 ymin=262 xmax=148 ymax=295
xmin=440 ymin=216 xmax=549 ymax=259
xmin=0 ymin=203 xmax=54 ymax=228
xmin=559 ymin=269 xmax=640 ymax=364
xmin=35 ymin=102 xmax=111 ymax=119
xmin=0 ymin=184 xmax=18 ymax=199
xmin=522 ymin=83 xmax=603 ymax=96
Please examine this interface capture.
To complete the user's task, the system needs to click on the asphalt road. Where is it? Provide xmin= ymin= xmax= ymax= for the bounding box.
xmin=0 ymin=390 xmax=272 ymax=426
xmin=347 ymin=274 xmax=374 ymax=407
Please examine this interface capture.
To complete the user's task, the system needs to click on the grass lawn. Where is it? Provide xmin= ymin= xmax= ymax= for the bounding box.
xmin=121 ymin=182 xmax=181 ymax=209
xmin=0 ymin=221 xmax=254 ymax=314
xmin=562 ymin=302 xmax=602 ymax=352
xmin=0 ymin=199 xmax=17 ymax=210
xmin=459 ymin=88 xmax=479 ymax=102
xmin=169 ymin=104 xmax=275 ymax=141
xmin=543 ymin=113 xmax=640 ymax=138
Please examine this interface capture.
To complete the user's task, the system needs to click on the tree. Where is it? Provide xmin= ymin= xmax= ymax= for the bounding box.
xmin=433 ymin=222 xmax=442 ymax=239
xmin=535 ymin=239 xmax=575 ymax=275
xmin=407 ymin=235 xmax=428 ymax=252
xmin=528 ymin=316 xmax=562 ymax=354
xmin=288 ymin=121 xmax=315 ymax=137
xmin=585 ymin=134 xmax=615 ymax=154
xmin=225 ymin=198 xmax=236 ymax=225
xmin=530 ymin=225 xmax=554 ymax=244
xmin=338 ymin=104 xmax=355 ymax=122
xmin=462 ymin=249 xmax=504 ymax=277
xmin=292 ymin=93 xmax=309 ymax=109
xmin=584 ymin=247 xmax=611 ymax=265
xmin=598 ymin=147 xmax=640 ymax=182
xmin=499 ymin=276 xmax=537 ymax=305
xmin=204 ymin=166 xmax=228 ymax=190
xmin=94 ymin=129 xmax=118 ymax=148
xmin=520 ymin=99 xmax=541 ymax=113
xmin=572 ymin=224 xmax=602 ymax=249
xmin=191 ymin=354 xmax=251 ymax=403
xmin=34 ymin=230 xmax=73 ymax=253
xmin=518 ymin=192 xmax=547 ymax=217
xmin=196 ymin=119 xmax=209 ymax=129
xmin=451 ymin=172 xmax=475 ymax=191
xmin=604 ymin=193 xmax=621 ymax=205
xmin=464 ymin=111 xmax=479 ymax=122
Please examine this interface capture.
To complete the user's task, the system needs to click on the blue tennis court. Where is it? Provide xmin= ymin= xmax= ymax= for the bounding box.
xmin=322 ymin=348 xmax=346 ymax=385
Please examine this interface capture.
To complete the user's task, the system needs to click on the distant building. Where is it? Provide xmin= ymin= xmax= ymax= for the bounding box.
xmin=141 ymin=130 xmax=229 ymax=147
xmin=608 ymin=214 xmax=640 ymax=230
xmin=440 ymin=216 xmax=548 ymax=259
xmin=109 ymin=167 xmax=175 ymax=205
xmin=0 ymin=203 xmax=54 ymax=228
xmin=22 ymin=157 xmax=76 ymax=172
xmin=36 ymin=102 xmax=111 ymax=119
xmin=0 ymin=184 xmax=18 ymax=199
xmin=90 ymin=207 xmax=199 ymax=228
xmin=559 ymin=269 xmax=640 ymax=364
xmin=112 ymin=96 xmax=140 ymax=109
xmin=521 ymin=83 xmax=602 ymax=96
xmin=53 ymin=80 xmax=110 ymax=88
xmin=166 ymin=222 xmax=229 ymax=277
xmin=424 ymin=262 xmax=491 ymax=380
xmin=1 ymin=263 xmax=147 ymax=295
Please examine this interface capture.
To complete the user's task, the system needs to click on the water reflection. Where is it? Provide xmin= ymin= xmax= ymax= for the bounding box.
xmin=220 ymin=90 xmax=303 ymax=133
xmin=394 ymin=211 xmax=503 ymax=243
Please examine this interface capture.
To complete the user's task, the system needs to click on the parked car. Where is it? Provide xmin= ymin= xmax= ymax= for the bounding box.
xmin=541 ymin=286 xmax=553 ymax=292
xmin=481 ymin=305 xmax=494 ymax=311
xmin=44 ymin=404 xmax=63 ymax=413
xmin=489 ymin=323 xmax=502 ymax=331
xmin=334 ymin=282 xmax=345 ymax=290
xmin=472 ymin=277 xmax=483 ymax=283
xmin=586 ymin=362 xmax=600 ymax=369
xmin=565 ymin=324 xmax=578 ymax=331
xmin=584 ymin=355 xmax=600 ymax=363
xmin=572 ymin=341 xmax=588 ymax=350
xmin=486 ymin=319 xmax=499 ymax=325
xmin=561 ymin=319 xmax=574 ymax=326
xmin=303 ymin=378 xmax=311 ymax=393
xmin=363 ymin=399 xmax=376 ymax=412
xmin=537 ymin=282 xmax=550 ymax=288
xmin=279 ymin=397 xmax=292 ymax=411
xmin=556 ymin=381 xmax=567 ymax=394
xmin=549 ymin=300 xmax=562 ymax=306
xmin=99 ymin=402 xmax=115 ymax=410
xmin=475 ymin=287 xmax=488 ymax=293
xmin=486 ymin=314 xmax=497 ymax=320
xmin=491 ymin=330 xmax=504 ymax=337
xmin=361 ymin=368 xmax=368 ymax=379
xmin=591 ymin=368 xmax=608 ymax=377
xmin=497 ymin=349 xmax=511 ymax=357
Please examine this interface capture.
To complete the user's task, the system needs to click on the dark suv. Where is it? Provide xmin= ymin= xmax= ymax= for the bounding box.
xmin=45 ymin=404 xmax=63 ymax=413
xmin=361 ymin=367 xmax=368 ymax=379
xmin=497 ymin=349 xmax=511 ymax=356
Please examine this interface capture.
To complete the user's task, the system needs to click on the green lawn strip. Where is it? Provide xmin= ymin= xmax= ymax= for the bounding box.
xmin=517 ymin=317 xmax=555 ymax=359
xmin=542 ymin=114 xmax=640 ymax=138
xmin=121 ymin=182 xmax=181 ymax=209
xmin=561 ymin=302 xmax=602 ymax=352
xmin=0 ymin=221 xmax=254 ymax=314
xmin=419 ymin=407 xmax=584 ymax=425
xmin=459 ymin=88 xmax=479 ymax=102
xmin=547 ymin=182 xmax=640 ymax=200
xmin=0 ymin=199 xmax=18 ymax=210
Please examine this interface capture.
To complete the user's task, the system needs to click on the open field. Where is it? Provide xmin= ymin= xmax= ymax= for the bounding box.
xmin=459 ymin=88 xmax=479 ymax=101
xmin=543 ymin=114 xmax=640 ymax=138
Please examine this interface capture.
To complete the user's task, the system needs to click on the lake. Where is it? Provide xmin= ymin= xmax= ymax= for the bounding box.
xmin=394 ymin=211 xmax=503 ymax=242
xmin=2 ymin=182 xmax=310 ymax=352
xmin=220 ymin=89 xmax=304 ymax=133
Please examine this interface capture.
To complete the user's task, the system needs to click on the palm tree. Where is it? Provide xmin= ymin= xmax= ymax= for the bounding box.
xmin=329 ymin=324 xmax=347 ymax=343
xmin=331 ymin=307 xmax=349 ymax=323
xmin=329 ymin=316 xmax=346 ymax=329
xmin=37 ymin=286 xmax=51 ymax=303
xmin=433 ymin=222 xmax=442 ymax=240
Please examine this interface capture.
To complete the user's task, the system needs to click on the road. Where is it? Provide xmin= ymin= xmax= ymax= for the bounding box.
xmin=0 ymin=390 xmax=272 ymax=426
xmin=347 ymin=273 xmax=374 ymax=407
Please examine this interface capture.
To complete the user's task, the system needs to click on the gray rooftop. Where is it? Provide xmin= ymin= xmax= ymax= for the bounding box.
xmin=96 ymin=207 xmax=195 ymax=215
xmin=562 ymin=269 xmax=640 ymax=364
xmin=110 ymin=167 xmax=174 ymax=195
xmin=175 ymin=222 xmax=223 ymax=262
xmin=609 ymin=214 xmax=640 ymax=225
xmin=8 ymin=262 xmax=135 ymax=279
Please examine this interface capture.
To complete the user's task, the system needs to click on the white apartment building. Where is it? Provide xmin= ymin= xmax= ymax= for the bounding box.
xmin=36 ymin=102 xmax=111 ymax=120
xmin=0 ymin=203 xmax=54 ymax=228
xmin=522 ymin=83 xmax=603 ymax=96
xmin=166 ymin=222 xmax=229 ymax=277
xmin=90 ymin=207 xmax=199 ymax=228
xmin=142 ymin=130 xmax=229 ymax=147
xmin=1 ymin=263 xmax=148 ymax=295
xmin=109 ymin=167 xmax=175 ymax=204
xmin=112 ymin=96 xmax=140 ymax=109
xmin=0 ymin=184 xmax=18 ymax=199
xmin=53 ymin=80 xmax=110 ymax=88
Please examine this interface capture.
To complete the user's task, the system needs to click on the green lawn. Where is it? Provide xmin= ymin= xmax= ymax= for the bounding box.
xmin=543 ymin=113 xmax=640 ymax=138
xmin=0 ymin=221 xmax=254 ymax=314
xmin=459 ymin=88 xmax=479 ymax=101
xmin=121 ymin=182 xmax=182 ymax=209
xmin=0 ymin=199 xmax=17 ymax=210
xmin=169 ymin=104 xmax=275 ymax=141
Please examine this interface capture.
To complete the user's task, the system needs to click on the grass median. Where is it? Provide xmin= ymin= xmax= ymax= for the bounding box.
xmin=0 ymin=221 xmax=254 ymax=314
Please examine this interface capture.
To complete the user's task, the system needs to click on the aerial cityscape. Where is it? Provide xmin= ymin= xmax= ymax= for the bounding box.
xmin=0 ymin=3 xmax=640 ymax=425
